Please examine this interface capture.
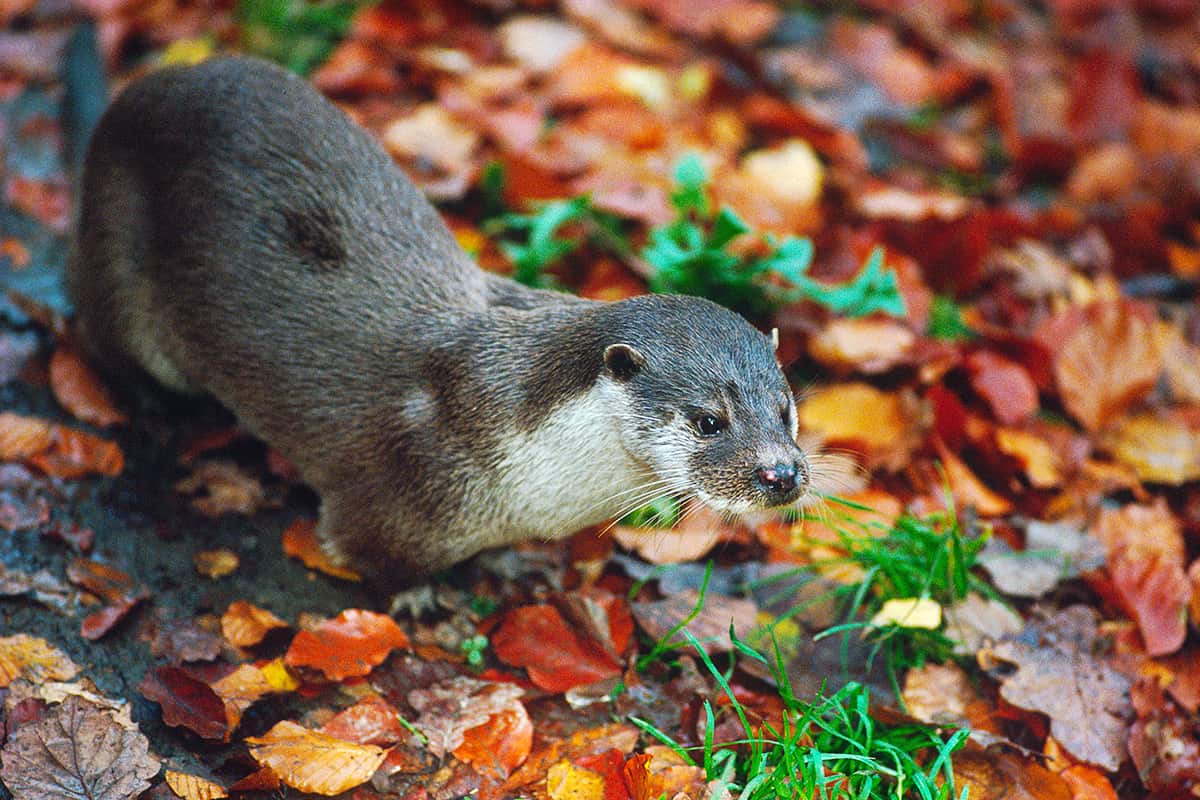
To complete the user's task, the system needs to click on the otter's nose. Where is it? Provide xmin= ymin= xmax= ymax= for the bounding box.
xmin=755 ymin=462 xmax=799 ymax=495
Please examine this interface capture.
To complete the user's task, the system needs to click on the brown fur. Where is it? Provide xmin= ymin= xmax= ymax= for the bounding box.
xmin=68 ymin=57 xmax=808 ymax=580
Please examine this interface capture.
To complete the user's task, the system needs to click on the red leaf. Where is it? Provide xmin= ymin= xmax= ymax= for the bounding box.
xmin=321 ymin=695 xmax=406 ymax=746
xmin=80 ymin=593 xmax=146 ymax=641
xmin=491 ymin=605 xmax=621 ymax=692
xmin=965 ymin=350 xmax=1039 ymax=425
xmin=48 ymin=342 xmax=127 ymax=427
xmin=284 ymin=609 xmax=409 ymax=681
xmin=577 ymin=749 xmax=633 ymax=800
xmin=139 ymin=666 xmax=230 ymax=741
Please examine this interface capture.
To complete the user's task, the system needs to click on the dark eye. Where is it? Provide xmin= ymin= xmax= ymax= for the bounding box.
xmin=781 ymin=405 xmax=792 ymax=426
xmin=695 ymin=415 xmax=726 ymax=436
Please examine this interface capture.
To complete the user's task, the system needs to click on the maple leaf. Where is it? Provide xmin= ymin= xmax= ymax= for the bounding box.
xmin=0 ymin=694 xmax=160 ymax=800
xmin=981 ymin=606 xmax=1133 ymax=771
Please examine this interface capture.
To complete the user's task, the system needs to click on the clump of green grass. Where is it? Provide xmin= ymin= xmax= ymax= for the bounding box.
xmin=927 ymin=295 xmax=974 ymax=341
xmin=632 ymin=626 xmax=968 ymax=799
xmin=482 ymin=156 xmax=907 ymax=321
xmin=237 ymin=0 xmax=366 ymax=75
xmin=804 ymin=500 xmax=993 ymax=696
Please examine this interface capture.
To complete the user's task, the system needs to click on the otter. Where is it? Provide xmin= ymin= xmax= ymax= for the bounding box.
xmin=67 ymin=56 xmax=810 ymax=578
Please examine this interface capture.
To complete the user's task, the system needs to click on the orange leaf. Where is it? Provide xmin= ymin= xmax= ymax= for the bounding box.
xmin=623 ymin=746 xmax=706 ymax=800
xmin=164 ymin=770 xmax=228 ymax=800
xmin=965 ymin=350 xmax=1039 ymax=425
xmin=1095 ymin=500 xmax=1189 ymax=656
xmin=245 ymin=720 xmax=386 ymax=796
xmin=210 ymin=663 xmax=278 ymax=731
xmin=454 ymin=704 xmax=533 ymax=779
xmin=492 ymin=605 xmax=621 ymax=692
xmin=221 ymin=601 xmax=288 ymax=647
xmin=547 ymin=759 xmax=607 ymax=800
xmin=321 ymin=695 xmax=406 ymax=746
xmin=284 ymin=609 xmax=409 ymax=680
xmin=797 ymin=383 xmax=920 ymax=471
xmin=0 ymin=634 xmax=80 ymax=687
xmin=48 ymin=342 xmax=127 ymax=427
xmin=933 ymin=438 xmax=1013 ymax=517
xmin=193 ymin=548 xmax=239 ymax=579
xmin=1051 ymin=301 xmax=1161 ymax=431
xmin=281 ymin=519 xmax=362 ymax=581
xmin=0 ymin=412 xmax=124 ymax=478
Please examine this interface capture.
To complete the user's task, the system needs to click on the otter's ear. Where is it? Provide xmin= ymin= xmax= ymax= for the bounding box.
xmin=604 ymin=343 xmax=646 ymax=381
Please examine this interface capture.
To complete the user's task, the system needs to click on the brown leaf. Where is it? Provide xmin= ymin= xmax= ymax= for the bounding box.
xmin=632 ymin=588 xmax=758 ymax=655
xmin=808 ymin=318 xmax=915 ymax=375
xmin=1049 ymin=302 xmax=1161 ymax=431
xmin=623 ymin=746 xmax=707 ymax=800
xmin=221 ymin=600 xmax=288 ymax=647
xmin=49 ymin=341 xmax=127 ymax=427
xmin=0 ymin=633 xmax=80 ymax=687
xmin=504 ymin=723 xmax=639 ymax=795
xmin=797 ymin=383 xmax=922 ymax=471
xmin=192 ymin=548 xmax=239 ymax=579
xmin=1128 ymin=678 xmax=1200 ymax=794
xmin=1102 ymin=412 xmax=1200 ymax=486
xmin=953 ymin=748 xmax=1073 ymax=800
xmin=932 ymin=437 xmax=1013 ymax=517
xmin=246 ymin=720 xmax=386 ymax=796
xmin=164 ymin=770 xmax=228 ymax=800
xmin=139 ymin=665 xmax=230 ymax=741
xmin=409 ymin=676 xmax=527 ymax=759
xmin=0 ymin=412 xmax=124 ymax=478
xmin=174 ymin=460 xmax=265 ymax=517
xmin=321 ymin=694 xmax=405 ymax=746
xmin=209 ymin=663 xmax=278 ymax=730
xmin=981 ymin=606 xmax=1132 ymax=771
xmin=146 ymin=615 xmax=223 ymax=663
xmin=1094 ymin=500 xmax=1189 ymax=656
xmin=0 ymin=694 xmax=161 ymax=800
xmin=612 ymin=503 xmax=725 ymax=564
xmin=966 ymin=350 xmax=1039 ymax=425
xmin=81 ymin=593 xmax=148 ymax=641
xmin=453 ymin=700 xmax=533 ymax=778
xmin=284 ymin=608 xmax=409 ymax=681
xmin=281 ymin=518 xmax=362 ymax=581
xmin=902 ymin=662 xmax=975 ymax=725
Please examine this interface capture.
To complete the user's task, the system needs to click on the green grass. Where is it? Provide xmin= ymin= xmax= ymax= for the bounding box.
xmin=237 ymin=0 xmax=366 ymax=75
xmin=632 ymin=627 xmax=969 ymax=800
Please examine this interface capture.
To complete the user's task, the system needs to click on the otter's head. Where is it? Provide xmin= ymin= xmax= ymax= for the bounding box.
xmin=600 ymin=295 xmax=808 ymax=514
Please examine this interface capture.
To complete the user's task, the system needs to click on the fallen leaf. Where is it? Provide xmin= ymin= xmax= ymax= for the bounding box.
xmin=808 ymin=318 xmax=916 ymax=374
xmin=966 ymin=350 xmax=1039 ymax=425
xmin=284 ymin=608 xmax=409 ymax=681
xmin=1094 ymin=500 xmax=1189 ymax=656
xmin=66 ymin=557 xmax=136 ymax=603
xmin=0 ymin=694 xmax=160 ymax=800
xmin=492 ymin=605 xmax=622 ymax=692
xmin=547 ymin=759 xmax=607 ymax=800
xmin=1049 ymin=302 xmax=1161 ymax=431
xmin=175 ymin=460 xmax=265 ymax=517
xmin=221 ymin=600 xmax=288 ymax=647
xmin=81 ymin=593 xmax=148 ymax=641
xmin=1058 ymin=765 xmax=1119 ymax=800
xmin=504 ymin=723 xmax=640 ymax=795
xmin=0 ymin=633 xmax=80 ymax=686
xmin=943 ymin=592 xmax=1024 ymax=656
xmin=978 ymin=520 xmax=1105 ymax=598
xmin=210 ymin=663 xmax=278 ymax=730
xmin=164 ymin=770 xmax=228 ymax=800
xmin=246 ymin=720 xmax=386 ymax=796
xmin=612 ymin=503 xmax=725 ymax=564
xmin=321 ymin=694 xmax=405 ymax=746
xmin=145 ymin=615 xmax=223 ymax=663
xmin=453 ymin=701 xmax=533 ymax=778
xmin=383 ymin=103 xmax=479 ymax=173
xmin=48 ymin=341 xmax=127 ymax=427
xmin=981 ymin=606 xmax=1132 ymax=771
xmin=797 ymin=383 xmax=922 ymax=471
xmin=498 ymin=15 xmax=585 ymax=73
xmin=903 ymin=662 xmax=974 ymax=725
xmin=623 ymin=746 xmax=707 ymax=800
xmin=870 ymin=597 xmax=942 ymax=629
xmin=953 ymin=748 xmax=1073 ymax=800
xmin=1102 ymin=412 xmax=1200 ymax=486
xmin=140 ymin=666 xmax=230 ymax=741
xmin=933 ymin=437 xmax=1013 ymax=517
xmin=281 ymin=518 xmax=362 ymax=581
xmin=192 ymin=548 xmax=239 ymax=579
xmin=0 ymin=411 xmax=124 ymax=478
xmin=994 ymin=427 xmax=1063 ymax=488
xmin=632 ymin=589 xmax=758 ymax=655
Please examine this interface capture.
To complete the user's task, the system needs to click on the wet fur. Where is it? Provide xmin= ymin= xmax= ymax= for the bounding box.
xmin=68 ymin=57 xmax=806 ymax=579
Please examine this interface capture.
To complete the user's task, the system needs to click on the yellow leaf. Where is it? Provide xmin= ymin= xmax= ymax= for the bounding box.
xmin=547 ymin=759 xmax=606 ymax=800
xmin=221 ymin=600 xmax=288 ymax=647
xmin=210 ymin=664 xmax=276 ymax=731
xmin=0 ymin=634 xmax=80 ymax=687
xmin=193 ymin=548 xmax=239 ymax=579
xmin=160 ymin=38 xmax=213 ymax=67
xmin=246 ymin=720 xmax=386 ymax=796
xmin=994 ymin=428 xmax=1063 ymax=489
xmin=165 ymin=770 xmax=227 ymax=800
xmin=260 ymin=658 xmax=300 ymax=692
xmin=870 ymin=598 xmax=942 ymax=630
xmin=1103 ymin=412 xmax=1200 ymax=486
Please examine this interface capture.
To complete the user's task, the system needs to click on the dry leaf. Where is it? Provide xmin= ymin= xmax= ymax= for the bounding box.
xmin=808 ymin=318 xmax=915 ymax=374
xmin=1052 ymin=302 xmax=1161 ymax=431
xmin=612 ymin=503 xmax=725 ymax=564
xmin=546 ymin=759 xmax=607 ymax=800
xmin=978 ymin=520 xmax=1104 ymax=598
xmin=632 ymin=589 xmax=758 ymax=654
xmin=903 ymin=662 xmax=974 ymax=725
xmin=0 ymin=694 xmax=160 ymax=800
xmin=49 ymin=341 xmax=127 ymax=427
xmin=504 ymin=723 xmax=639 ymax=794
xmin=164 ymin=770 xmax=228 ymax=800
xmin=0 ymin=633 xmax=80 ymax=686
xmin=1102 ymin=412 xmax=1200 ymax=486
xmin=623 ymin=745 xmax=707 ymax=800
xmin=139 ymin=666 xmax=230 ymax=741
xmin=210 ymin=663 xmax=278 ymax=730
xmin=1094 ymin=500 xmax=1189 ymax=656
xmin=870 ymin=597 xmax=942 ymax=629
xmin=492 ymin=604 xmax=622 ymax=692
xmin=982 ymin=606 xmax=1132 ymax=771
xmin=382 ymin=104 xmax=479 ymax=172
xmin=0 ymin=411 xmax=124 ymax=478
xmin=499 ymin=16 xmax=585 ymax=73
xmin=994 ymin=428 xmax=1063 ymax=488
xmin=175 ymin=460 xmax=265 ymax=517
xmin=798 ymin=383 xmax=921 ymax=471
xmin=321 ymin=694 xmax=405 ymax=746
xmin=453 ymin=701 xmax=533 ymax=778
xmin=246 ymin=720 xmax=386 ymax=796
xmin=281 ymin=518 xmax=362 ymax=581
xmin=933 ymin=437 xmax=1013 ymax=517
xmin=943 ymin=592 xmax=1023 ymax=655
xmin=221 ymin=600 xmax=288 ymax=647
xmin=284 ymin=608 xmax=409 ymax=680
xmin=193 ymin=548 xmax=239 ymax=579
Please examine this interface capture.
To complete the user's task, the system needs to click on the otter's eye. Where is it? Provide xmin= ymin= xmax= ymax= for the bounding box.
xmin=695 ymin=415 xmax=726 ymax=436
